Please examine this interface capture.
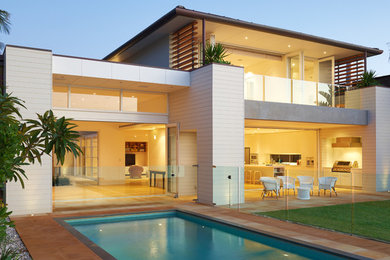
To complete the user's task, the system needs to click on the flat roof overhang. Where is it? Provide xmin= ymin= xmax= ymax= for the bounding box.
xmin=104 ymin=6 xmax=383 ymax=61
xmin=53 ymin=55 xmax=190 ymax=92
xmin=245 ymin=100 xmax=368 ymax=127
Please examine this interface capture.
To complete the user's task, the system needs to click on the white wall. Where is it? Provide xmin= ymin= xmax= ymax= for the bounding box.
xmin=5 ymin=46 xmax=53 ymax=215
xmin=169 ymin=64 xmax=245 ymax=205
xmin=52 ymin=55 xmax=190 ymax=87
xmin=212 ymin=65 xmax=245 ymax=205
xmin=169 ymin=65 xmax=213 ymax=204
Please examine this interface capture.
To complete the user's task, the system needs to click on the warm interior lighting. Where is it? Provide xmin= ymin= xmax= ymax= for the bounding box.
xmin=153 ymin=135 xmax=157 ymax=140
xmin=323 ymin=51 xmax=327 ymax=54
xmin=287 ymin=44 xmax=291 ymax=48
xmin=244 ymin=36 xmax=248 ymax=40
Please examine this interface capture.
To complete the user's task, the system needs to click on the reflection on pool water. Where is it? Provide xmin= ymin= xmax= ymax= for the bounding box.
xmin=66 ymin=211 xmax=348 ymax=260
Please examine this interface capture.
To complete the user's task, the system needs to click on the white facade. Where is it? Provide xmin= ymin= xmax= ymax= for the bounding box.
xmin=3 ymin=43 xmax=390 ymax=215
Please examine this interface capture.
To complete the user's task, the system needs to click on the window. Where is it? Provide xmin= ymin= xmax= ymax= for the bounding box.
xmin=123 ymin=91 xmax=167 ymax=113
xmin=52 ymin=86 xmax=68 ymax=108
xmin=70 ymin=87 xmax=120 ymax=111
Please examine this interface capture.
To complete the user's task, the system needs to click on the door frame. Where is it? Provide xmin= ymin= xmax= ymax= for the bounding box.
xmin=166 ymin=123 xmax=180 ymax=196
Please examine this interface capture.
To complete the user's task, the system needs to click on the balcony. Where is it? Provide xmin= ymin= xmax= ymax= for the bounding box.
xmin=244 ymin=74 xmax=351 ymax=108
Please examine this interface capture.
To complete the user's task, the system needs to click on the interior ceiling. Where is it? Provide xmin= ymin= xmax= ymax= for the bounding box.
xmin=245 ymin=128 xmax=299 ymax=134
xmin=245 ymin=119 xmax=362 ymax=130
xmin=205 ymin=21 xmax=362 ymax=60
xmin=118 ymin=123 xmax=166 ymax=131
xmin=53 ymin=74 xmax=188 ymax=93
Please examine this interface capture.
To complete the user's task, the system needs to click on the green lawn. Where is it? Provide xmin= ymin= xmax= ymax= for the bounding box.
xmin=256 ymin=200 xmax=390 ymax=242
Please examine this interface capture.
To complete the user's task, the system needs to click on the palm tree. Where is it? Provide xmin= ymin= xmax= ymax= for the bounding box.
xmin=0 ymin=10 xmax=10 ymax=34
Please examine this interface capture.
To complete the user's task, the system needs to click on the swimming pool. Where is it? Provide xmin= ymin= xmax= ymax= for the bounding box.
xmin=62 ymin=210 xmax=354 ymax=260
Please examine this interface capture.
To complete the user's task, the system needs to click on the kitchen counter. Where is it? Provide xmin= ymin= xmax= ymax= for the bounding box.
xmin=322 ymin=167 xmax=362 ymax=187
xmin=245 ymin=164 xmax=316 ymax=179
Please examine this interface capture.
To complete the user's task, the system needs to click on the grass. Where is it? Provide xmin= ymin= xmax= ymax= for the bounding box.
xmin=256 ymin=200 xmax=390 ymax=242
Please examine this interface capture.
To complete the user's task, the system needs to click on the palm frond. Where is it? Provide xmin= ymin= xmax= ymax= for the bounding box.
xmin=0 ymin=10 xmax=11 ymax=34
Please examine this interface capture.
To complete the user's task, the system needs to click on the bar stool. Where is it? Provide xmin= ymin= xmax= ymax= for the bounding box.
xmin=245 ymin=170 xmax=253 ymax=184
xmin=254 ymin=171 xmax=261 ymax=184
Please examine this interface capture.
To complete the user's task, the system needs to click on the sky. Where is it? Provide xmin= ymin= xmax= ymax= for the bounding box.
xmin=1 ymin=0 xmax=390 ymax=76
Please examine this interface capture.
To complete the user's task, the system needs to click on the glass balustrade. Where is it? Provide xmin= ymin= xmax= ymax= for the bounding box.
xmin=244 ymin=74 xmax=351 ymax=108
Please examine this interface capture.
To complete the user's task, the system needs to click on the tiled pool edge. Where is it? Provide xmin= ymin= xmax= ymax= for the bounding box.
xmin=55 ymin=209 xmax=370 ymax=260
xmin=55 ymin=218 xmax=115 ymax=260
xmin=176 ymin=209 xmax=371 ymax=260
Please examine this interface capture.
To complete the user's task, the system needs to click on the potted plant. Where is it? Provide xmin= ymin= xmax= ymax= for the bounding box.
xmin=203 ymin=42 xmax=231 ymax=65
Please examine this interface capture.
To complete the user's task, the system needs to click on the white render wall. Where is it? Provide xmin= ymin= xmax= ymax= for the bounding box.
xmin=169 ymin=65 xmax=213 ymax=204
xmin=342 ymin=86 xmax=390 ymax=192
xmin=374 ymin=87 xmax=390 ymax=191
xmin=5 ymin=46 xmax=53 ymax=215
xmin=169 ymin=64 xmax=245 ymax=205
xmin=212 ymin=65 xmax=245 ymax=205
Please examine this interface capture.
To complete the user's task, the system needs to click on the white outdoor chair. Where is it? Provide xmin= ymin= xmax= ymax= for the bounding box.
xmin=277 ymin=176 xmax=296 ymax=195
xmin=260 ymin=177 xmax=280 ymax=199
xmin=297 ymin=176 xmax=314 ymax=195
xmin=318 ymin=177 xmax=338 ymax=197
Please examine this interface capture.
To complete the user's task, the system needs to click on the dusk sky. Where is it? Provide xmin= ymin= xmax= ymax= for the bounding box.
xmin=2 ymin=0 xmax=389 ymax=76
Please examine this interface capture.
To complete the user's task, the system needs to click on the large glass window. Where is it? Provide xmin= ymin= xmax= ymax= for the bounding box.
xmin=70 ymin=87 xmax=120 ymax=111
xmin=123 ymin=91 xmax=167 ymax=113
xmin=52 ymin=86 xmax=68 ymax=108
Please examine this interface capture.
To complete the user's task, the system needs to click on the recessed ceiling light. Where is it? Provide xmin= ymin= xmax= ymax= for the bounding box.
xmin=244 ymin=36 xmax=248 ymax=40
xmin=323 ymin=51 xmax=327 ymax=54
xmin=240 ymin=64 xmax=244 ymax=67
xmin=288 ymin=44 xmax=291 ymax=48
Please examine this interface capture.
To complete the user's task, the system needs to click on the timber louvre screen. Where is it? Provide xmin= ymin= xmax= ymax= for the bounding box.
xmin=335 ymin=54 xmax=365 ymax=88
xmin=170 ymin=21 xmax=199 ymax=70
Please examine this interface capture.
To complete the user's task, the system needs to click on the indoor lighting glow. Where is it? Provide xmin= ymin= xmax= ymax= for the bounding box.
xmin=92 ymin=92 xmax=96 ymax=95
xmin=99 ymin=229 xmax=103 ymax=232
xmin=153 ymin=135 xmax=157 ymax=140
xmin=292 ymin=63 xmax=295 ymax=67
xmin=323 ymin=51 xmax=327 ymax=54
xmin=158 ymin=223 xmax=162 ymax=226
xmin=244 ymin=36 xmax=248 ymax=40
xmin=287 ymin=44 xmax=291 ymax=48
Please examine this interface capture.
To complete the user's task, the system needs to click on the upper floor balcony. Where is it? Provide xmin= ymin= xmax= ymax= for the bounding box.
xmin=244 ymin=73 xmax=353 ymax=108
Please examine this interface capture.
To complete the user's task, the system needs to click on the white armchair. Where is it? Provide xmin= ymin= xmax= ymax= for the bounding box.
xmin=297 ymin=176 xmax=314 ymax=195
xmin=277 ymin=176 xmax=296 ymax=195
xmin=318 ymin=177 xmax=338 ymax=197
xmin=260 ymin=177 xmax=280 ymax=199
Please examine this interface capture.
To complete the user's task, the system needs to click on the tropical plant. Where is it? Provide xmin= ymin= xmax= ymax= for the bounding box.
xmin=0 ymin=10 xmax=10 ymax=34
xmin=203 ymin=42 xmax=231 ymax=65
xmin=0 ymin=93 xmax=82 ymax=247
xmin=0 ymin=93 xmax=82 ymax=187
xmin=356 ymin=70 xmax=380 ymax=88
xmin=318 ymin=85 xmax=333 ymax=107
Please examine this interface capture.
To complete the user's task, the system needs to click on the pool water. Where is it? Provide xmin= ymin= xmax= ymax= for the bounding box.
xmin=66 ymin=211 xmax=348 ymax=260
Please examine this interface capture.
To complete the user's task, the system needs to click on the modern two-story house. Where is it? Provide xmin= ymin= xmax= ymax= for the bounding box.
xmin=2 ymin=6 xmax=389 ymax=215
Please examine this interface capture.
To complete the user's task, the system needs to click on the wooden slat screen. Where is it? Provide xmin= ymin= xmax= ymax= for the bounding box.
xmin=170 ymin=22 xmax=199 ymax=70
xmin=335 ymin=54 xmax=365 ymax=88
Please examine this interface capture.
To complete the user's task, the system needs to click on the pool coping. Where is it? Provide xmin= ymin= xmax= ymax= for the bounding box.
xmin=55 ymin=209 xmax=371 ymax=260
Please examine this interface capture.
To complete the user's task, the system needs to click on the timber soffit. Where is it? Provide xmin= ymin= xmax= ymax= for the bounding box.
xmin=103 ymin=6 xmax=383 ymax=60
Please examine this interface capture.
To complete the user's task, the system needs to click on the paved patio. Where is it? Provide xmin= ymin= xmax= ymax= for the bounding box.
xmin=12 ymin=201 xmax=390 ymax=260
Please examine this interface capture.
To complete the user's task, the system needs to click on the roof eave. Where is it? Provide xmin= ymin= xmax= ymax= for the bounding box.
xmin=104 ymin=6 xmax=383 ymax=60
